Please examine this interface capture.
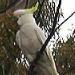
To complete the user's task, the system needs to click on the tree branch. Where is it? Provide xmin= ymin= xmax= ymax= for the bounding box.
xmin=29 ymin=0 xmax=62 ymax=75
xmin=55 ymin=11 xmax=75 ymax=30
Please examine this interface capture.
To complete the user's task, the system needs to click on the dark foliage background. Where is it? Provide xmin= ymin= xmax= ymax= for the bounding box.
xmin=0 ymin=0 xmax=75 ymax=75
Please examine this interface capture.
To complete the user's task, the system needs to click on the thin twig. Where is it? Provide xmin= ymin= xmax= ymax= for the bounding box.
xmin=55 ymin=11 xmax=75 ymax=30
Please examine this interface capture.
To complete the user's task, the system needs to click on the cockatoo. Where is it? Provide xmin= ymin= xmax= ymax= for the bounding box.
xmin=13 ymin=2 xmax=58 ymax=75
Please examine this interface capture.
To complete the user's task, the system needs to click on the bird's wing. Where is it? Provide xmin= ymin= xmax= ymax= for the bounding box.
xmin=34 ymin=27 xmax=46 ymax=45
xmin=34 ymin=27 xmax=51 ymax=57
xmin=34 ymin=27 xmax=56 ymax=66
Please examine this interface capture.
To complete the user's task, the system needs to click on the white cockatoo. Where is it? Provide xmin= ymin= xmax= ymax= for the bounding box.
xmin=13 ymin=2 xmax=58 ymax=75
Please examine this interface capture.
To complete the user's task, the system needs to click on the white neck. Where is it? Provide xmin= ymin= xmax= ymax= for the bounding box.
xmin=22 ymin=14 xmax=36 ymax=25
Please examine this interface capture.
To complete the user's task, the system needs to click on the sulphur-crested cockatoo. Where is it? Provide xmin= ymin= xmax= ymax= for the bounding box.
xmin=13 ymin=2 xmax=58 ymax=75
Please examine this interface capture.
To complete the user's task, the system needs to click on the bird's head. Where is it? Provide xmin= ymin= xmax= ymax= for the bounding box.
xmin=13 ymin=2 xmax=38 ymax=26
xmin=13 ymin=2 xmax=39 ymax=17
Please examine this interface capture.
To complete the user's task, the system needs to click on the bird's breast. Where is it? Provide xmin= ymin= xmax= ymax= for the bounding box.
xmin=20 ymin=24 xmax=42 ymax=52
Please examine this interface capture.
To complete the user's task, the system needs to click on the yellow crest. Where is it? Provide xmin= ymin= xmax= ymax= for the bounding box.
xmin=25 ymin=2 xmax=39 ymax=14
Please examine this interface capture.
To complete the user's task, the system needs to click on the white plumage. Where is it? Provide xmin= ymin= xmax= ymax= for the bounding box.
xmin=14 ymin=9 xmax=58 ymax=75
